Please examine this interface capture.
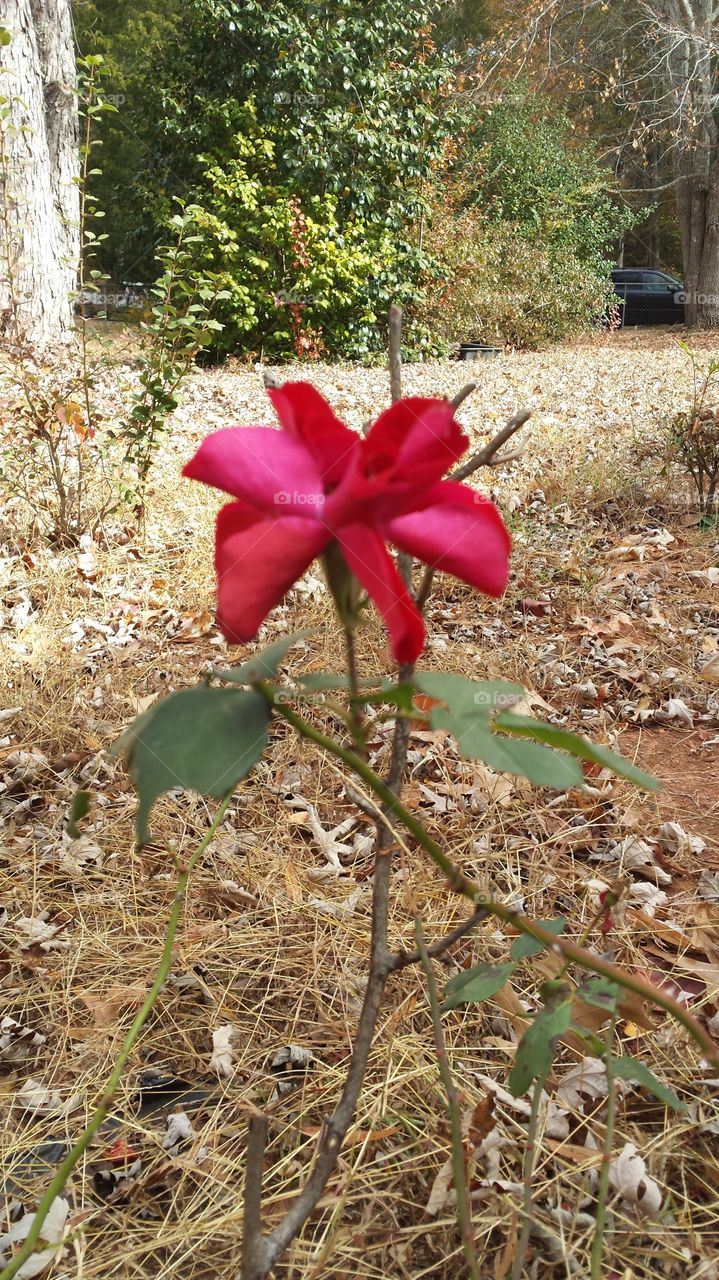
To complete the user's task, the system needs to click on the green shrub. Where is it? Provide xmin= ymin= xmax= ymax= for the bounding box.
xmin=418 ymin=203 xmax=615 ymax=348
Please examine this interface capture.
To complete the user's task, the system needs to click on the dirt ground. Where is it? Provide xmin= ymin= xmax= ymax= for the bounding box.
xmin=1 ymin=328 xmax=718 ymax=1279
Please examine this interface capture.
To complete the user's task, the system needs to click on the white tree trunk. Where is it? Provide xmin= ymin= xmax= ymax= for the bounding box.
xmin=0 ymin=0 xmax=79 ymax=345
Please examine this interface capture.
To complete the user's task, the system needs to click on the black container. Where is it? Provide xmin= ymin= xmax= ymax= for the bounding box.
xmin=459 ymin=343 xmax=503 ymax=361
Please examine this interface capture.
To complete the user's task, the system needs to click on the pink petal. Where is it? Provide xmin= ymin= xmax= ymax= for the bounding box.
xmin=337 ymin=524 xmax=425 ymax=664
xmin=386 ymin=481 xmax=510 ymax=597
xmin=215 ymin=502 xmax=330 ymax=643
xmin=268 ymin=382 xmax=360 ymax=487
xmin=363 ymin=398 xmax=468 ymax=493
xmin=184 ymin=427 xmax=325 ymax=515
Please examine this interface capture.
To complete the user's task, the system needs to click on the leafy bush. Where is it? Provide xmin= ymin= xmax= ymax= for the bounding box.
xmin=144 ymin=100 xmax=437 ymax=361
xmin=418 ymin=202 xmax=616 ymax=348
xmin=418 ymin=91 xmax=632 ymax=348
xmin=75 ymin=2 xmax=456 ymax=359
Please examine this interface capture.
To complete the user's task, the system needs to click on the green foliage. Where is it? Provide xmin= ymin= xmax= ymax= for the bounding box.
xmin=213 ymin=631 xmax=313 ymax=683
xmin=458 ymin=95 xmax=629 ymax=266
xmin=75 ymin=0 xmax=457 ymax=359
xmin=121 ymin=207 xmax=231 ymax=499
xmin=413 ymin=673 xmax=656 ymax=790
xmin=510 ymin=918 xmax=566 ymax=961
xmin=115 ymin=686 xmax=269 ymax=844
xmin=611 ymin=1056 xmax=685 ymax=1111
xmin=419 ymin=92 xmax=633 ymax=348
xmin=508 ymin=984 xmax=573 ymax=1097
xmin=443 ymin=962 xmax=517 ymax=1010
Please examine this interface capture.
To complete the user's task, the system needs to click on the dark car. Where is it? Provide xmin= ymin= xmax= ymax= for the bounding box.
xmin=610 ymin=268 xmax=686 ymax=326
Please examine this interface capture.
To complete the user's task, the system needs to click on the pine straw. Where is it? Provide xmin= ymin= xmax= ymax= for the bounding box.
xmin=1 ymin=332 xmax=718 ymax=1278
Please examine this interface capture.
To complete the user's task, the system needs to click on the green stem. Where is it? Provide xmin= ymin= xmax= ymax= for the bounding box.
xmin=511 ymin=1063 xmax=550 ymax=1280
xmin=0 ymin=794 xmax=233 ymax=1280
xmin=343 ymin=625 xmax=367 ymax=756
xmin=258 ymin=684 xmax=719 ymax=1071
xmin=591 ymin=1011 xmax=618 ymax=1280
xmin=415 ymin=917 xmax=480 ymax=1280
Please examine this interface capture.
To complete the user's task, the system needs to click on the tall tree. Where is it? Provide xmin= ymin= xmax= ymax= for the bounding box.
xmin=0 ymin=0 xmax=79 ymax=343
xmin=485 ymin=0 xmax=719 ymax=326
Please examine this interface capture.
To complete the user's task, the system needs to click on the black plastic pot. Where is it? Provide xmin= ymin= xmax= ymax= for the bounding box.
xmin=459 ymin=343 xmax=503 ymax=361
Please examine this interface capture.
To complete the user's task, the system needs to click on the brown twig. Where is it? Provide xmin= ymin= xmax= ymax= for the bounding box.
xmin=414 ymin=917 xmax=480 ymax=1280
xmin=387 ymin=304 xmax=414 ymax=592
xmin=240 ymin=1114 xmax=270 ymax=1279
xmin=451 ymin=381 xmax=477 ymax=410
xmin=391 ymin=905 xmax=488 ymax=971
xmin=452 ymin=408 xmax=531 ymax=481
xmin=388 ymin=303 xmax=403 ymax=405
xmin=415 ymin=407 xmax=531 ymax=611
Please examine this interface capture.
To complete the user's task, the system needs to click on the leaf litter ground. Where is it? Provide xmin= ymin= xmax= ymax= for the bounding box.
xmin=1 ymin=328 xmax=718 ymax=1279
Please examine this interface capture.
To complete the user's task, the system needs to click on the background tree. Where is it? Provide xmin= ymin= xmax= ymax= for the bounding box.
xmin=74 ymin=0 xmax=458 ymax=359
xmin=483 ymin=0 xmax=719 ymax=326
xmin=0 ymin=0 xmax=79 ymax=343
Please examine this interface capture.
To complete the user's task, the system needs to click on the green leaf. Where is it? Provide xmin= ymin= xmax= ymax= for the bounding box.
xmin=116 ymin=686 xmax=269 ymax=844
xmin=415 ymin=673 xmax=524 ymax=718
xmin=446 ymin=719 xmax=584 ymax=788
xmin=66 ymin=789 xmax=91 ymax=839
xmin=495 ymin=714 xmax=658 ymax=791
xmin=508 ymin=996 xmax=573 ymax=1097
xmin=510 ymin=917 xmax=566 ymax=960
xmin=415 ymin=675 xmax=584 ymax=788
xmin=611 ymin=1056 xmax=686 ymax=1111
xmin=0 ymin=27 xmax=11 ymax=47
xmin=577 ymin=976 xmax=620 ymax=1013
xmin=213 ymin=630 xmax=312 ymax=684
xmin=442 ymin=961 xmax=516 ymax=1010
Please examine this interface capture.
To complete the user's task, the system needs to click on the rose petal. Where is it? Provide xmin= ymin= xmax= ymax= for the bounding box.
xmin=268 ymin=382 xmax=360 ymax=487
xmin=386 ymin=481 xmax=510 ymax=597
xmin=337 ymin=524 xmax=425 ymax=663
xmin=184 ymin=427 xmax=324 ymax=515
xmin=364 ymin=398 xmax=468 ymax=492
xmin=215 ymin=502 xmax=330 ymax=642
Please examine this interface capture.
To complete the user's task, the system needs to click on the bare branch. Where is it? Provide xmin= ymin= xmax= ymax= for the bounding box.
xmin=390 ymin=905 xmax=489 ymax=971
xmin=450 ymin=381 xmax=478 ymax=409
xmin=452 ymin=409 xmax=532 ymax=481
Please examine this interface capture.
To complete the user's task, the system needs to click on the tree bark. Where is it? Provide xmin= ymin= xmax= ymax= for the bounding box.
xmin=0 ymin=0 xmax=79 ymax=345
xmin=676 ymin=146 xmax=719 ymax=328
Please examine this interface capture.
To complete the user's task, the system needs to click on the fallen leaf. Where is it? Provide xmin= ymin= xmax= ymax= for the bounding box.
xmin=209 ymin=1024 xmax=241 ymax=1078
xmin=608 ymin=1143 xmax=663 ymax=1216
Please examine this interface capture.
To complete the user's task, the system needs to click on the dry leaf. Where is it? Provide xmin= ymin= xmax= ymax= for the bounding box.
xmin=79 ymin=983 xmax=146 ymax=1028
xmin=608 ymin=1143 xmax=663 ymax=1216
xmin=209 ymin=1024 xmax=240 ymax=1078
xmin=0 ymin=1196 xmax=69 ymax=1278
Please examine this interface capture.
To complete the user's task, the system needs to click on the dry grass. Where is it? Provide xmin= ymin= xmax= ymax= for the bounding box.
xmin=1 ymin=328 xmax=718 ymax=1279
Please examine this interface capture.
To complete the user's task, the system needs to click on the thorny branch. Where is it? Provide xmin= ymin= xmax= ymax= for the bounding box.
xmin=239 ymin=307 xmax=416 ymax=1280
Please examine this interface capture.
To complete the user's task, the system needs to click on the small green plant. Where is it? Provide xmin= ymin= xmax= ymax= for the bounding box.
xmin=0 ymin=44 xmax=225 ymax=539
xmin=120 ymin=206 xmax=229 ymax=507
xmin=638 ymin=344 xmax=719 ymax=520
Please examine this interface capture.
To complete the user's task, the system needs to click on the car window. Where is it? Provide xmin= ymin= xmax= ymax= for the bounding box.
xmin=612 ymin=271 xmax=642 ymax=284
xmin=642 ymin=272 xmax=675 ymax=292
